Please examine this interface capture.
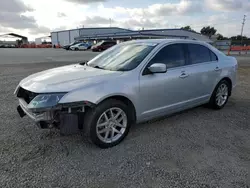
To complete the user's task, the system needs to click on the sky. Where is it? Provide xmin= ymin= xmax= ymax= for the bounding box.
xmin=0 ymin=0 xmax=250 ymax=41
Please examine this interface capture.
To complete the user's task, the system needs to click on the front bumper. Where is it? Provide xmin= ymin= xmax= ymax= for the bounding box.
xmin=17 ymin=99 xmax=55 ymax=122
xmin=16 ymin=98 xmax=95 ymax=135
xmin=17 ymin=99 xmax=79 ymax=134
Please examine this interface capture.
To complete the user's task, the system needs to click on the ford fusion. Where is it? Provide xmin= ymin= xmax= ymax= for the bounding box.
xmin=15 ymin=39 xmax=238 ymax=148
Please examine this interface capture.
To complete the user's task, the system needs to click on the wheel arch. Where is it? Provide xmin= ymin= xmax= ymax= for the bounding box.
xmin=98 ymin=95 xmax=137 ymax=123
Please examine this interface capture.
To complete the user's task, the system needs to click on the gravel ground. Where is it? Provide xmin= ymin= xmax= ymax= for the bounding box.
xmin=0 ymin=50 xmax=250 ymax=188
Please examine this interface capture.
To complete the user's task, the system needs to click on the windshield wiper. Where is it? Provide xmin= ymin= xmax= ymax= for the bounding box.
xmin=94 ymin=65 xmax=104 ymax=70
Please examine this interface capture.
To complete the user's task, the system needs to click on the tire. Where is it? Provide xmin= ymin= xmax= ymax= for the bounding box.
xmin=208 ymin=80 xmax=230 ymax=109
xmin=83 ymin=99 xmax=132 ymax=148
xmin=75 ymin=48 xmax=79 ymax=51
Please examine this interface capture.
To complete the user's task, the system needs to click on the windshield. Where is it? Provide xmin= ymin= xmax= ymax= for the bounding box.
xmin=92 ymin=41 xmax=104 ymax=47
xmin=70 ymin=41 xmax=80 ymax=45
xmin=87 ymin=42 xmax=157 ymax=71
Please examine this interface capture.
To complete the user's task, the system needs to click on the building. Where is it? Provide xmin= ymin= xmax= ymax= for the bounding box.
xmin=35 ymin=36 xmax=51 ymax=45
xmin=51 ymin=27 xmax=211 ymax=46
xmin=51 ymin=27 xmax=131 ymax=46
xmin=213 ymin=40 xmax=231 ymax=50
xmin=0 ymin=33 xmax=28 ymax=46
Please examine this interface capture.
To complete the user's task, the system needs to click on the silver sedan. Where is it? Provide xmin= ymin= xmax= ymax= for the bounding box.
xmin=15 ymin=39 xmax=238 ymax=148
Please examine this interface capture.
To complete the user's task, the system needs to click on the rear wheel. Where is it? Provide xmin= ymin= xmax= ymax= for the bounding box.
xmin=209 ymin=80 xmax=230 ymax=109
xmin=83 ymin=99 xmax=132 ymax=148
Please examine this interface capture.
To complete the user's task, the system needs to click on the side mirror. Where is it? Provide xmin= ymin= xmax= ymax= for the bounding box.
xmin=148 ymin=63 xmax=167 ymax=73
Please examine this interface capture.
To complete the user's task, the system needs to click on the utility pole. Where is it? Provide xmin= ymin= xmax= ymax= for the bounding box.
xmin=142 ymin=8 xmax=145 ymax=30
xmin=109 ymin=18 xmax=112 ymax=27
xmin=240 ymin=15 xmax=246 ymax=45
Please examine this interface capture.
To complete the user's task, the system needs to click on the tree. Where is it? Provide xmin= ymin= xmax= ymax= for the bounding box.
xmin=181 ymin=26 xmax=195 ymax=32
xmin=200 ymin=26 xmax=217 ymax=38
xmin=230 ymin=35 xmax=247 ymax=40
xmin=216 ymin=33 xmax=223 ymax=40
xmin=216 ymin=33 xmax=229 ymax=40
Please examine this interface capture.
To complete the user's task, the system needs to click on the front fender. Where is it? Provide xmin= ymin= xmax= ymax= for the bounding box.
xmin=58 ymin=79 xmax=138 ymax=107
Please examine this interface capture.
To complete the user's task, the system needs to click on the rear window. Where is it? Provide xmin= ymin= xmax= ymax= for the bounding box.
xmin=188 ymin=44 xmax=211 ymax=64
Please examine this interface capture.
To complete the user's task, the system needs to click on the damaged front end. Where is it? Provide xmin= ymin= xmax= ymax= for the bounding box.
xmin=15 ymin=87 xmax=94 ymax=135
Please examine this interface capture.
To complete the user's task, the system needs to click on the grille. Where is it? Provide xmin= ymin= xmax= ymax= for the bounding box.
xmin=17 ymin=87 xmax=38 ymax=104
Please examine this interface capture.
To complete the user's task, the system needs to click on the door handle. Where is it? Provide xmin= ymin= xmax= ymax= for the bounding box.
xmin=215 ymin=67 xmax=221 ymax=71
xmin=179 ymin=73 xmax=189 ymax=78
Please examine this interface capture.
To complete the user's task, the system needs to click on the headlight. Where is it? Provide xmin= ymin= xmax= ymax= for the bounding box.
xmin=27 ymin=93 xmax=66 ymax=110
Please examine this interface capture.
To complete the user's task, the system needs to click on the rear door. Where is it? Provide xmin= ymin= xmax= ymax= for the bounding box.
xmin=184 ymin=43 xmax=220 ymax=102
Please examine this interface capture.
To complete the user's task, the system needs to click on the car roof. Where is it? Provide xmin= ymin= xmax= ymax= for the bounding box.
xmin=126 ymin=39 xmax=208 ymax=45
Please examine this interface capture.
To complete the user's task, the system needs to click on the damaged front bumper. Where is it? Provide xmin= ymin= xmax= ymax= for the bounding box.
xmin=18 ymin=99 xmax=55 ymax=122
xmin=17 ymin=98 xmax=95 ymax=134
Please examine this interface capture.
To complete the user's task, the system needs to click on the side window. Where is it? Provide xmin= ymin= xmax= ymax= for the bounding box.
xmin=149 ymin=44 xmax=186 ymax=69
xmin=188 ymin=44 xmax=211 ymax=64
xmin=210 ymin=51 xmax=218 ymax=61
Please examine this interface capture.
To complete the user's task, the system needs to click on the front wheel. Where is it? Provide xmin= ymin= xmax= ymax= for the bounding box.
xmin=83 ymin=99 xmax=132 ymax=148
xmin=209 ymin=80 xmax=230 ymax=109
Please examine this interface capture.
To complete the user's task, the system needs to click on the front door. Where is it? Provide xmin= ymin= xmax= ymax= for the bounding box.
xmin=138 ymin=43 xmax=192 ymax=121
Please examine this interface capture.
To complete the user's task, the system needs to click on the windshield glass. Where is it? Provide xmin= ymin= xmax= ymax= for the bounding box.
xmin=92 ymin=41 xmax=104 ymax=47
xmin=87 ymin=42 xmax=157 ymax=71
xmin=70 ymin=42 xmax=79 ymax=45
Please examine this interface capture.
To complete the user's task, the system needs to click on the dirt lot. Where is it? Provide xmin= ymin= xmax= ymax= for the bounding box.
xmin=0 ymin=50 xmax=250 ymax=188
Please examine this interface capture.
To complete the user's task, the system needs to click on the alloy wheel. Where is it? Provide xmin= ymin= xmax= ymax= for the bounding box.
xmin=96 ymin=107 xmax=127 ymax=143
xmin=216 ymin=83 xmax=229 ymax=107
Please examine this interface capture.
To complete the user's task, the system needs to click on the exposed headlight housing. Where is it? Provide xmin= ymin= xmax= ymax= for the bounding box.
xmin=27 ymin=93 xmax=66 ymax=110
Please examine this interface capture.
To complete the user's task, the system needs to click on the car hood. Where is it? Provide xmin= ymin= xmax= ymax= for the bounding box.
xmin=19 ymin=64 xmax=123 ymax=93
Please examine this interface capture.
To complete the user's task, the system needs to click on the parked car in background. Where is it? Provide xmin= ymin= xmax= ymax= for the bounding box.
xmin=0 ymin=44 xmax=17 ymax=48
xmin=70 ymin=42 xmax=92 ymax=51
xmin=15 ymin=39 xmax=237 ymax=148
xmin=91 ymin=41 xmax=117 ymax=52
xmin=10 ymin=44 xmax=17 ymax=48
xmin=62 ymin=41 xmax=81 ymax=50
